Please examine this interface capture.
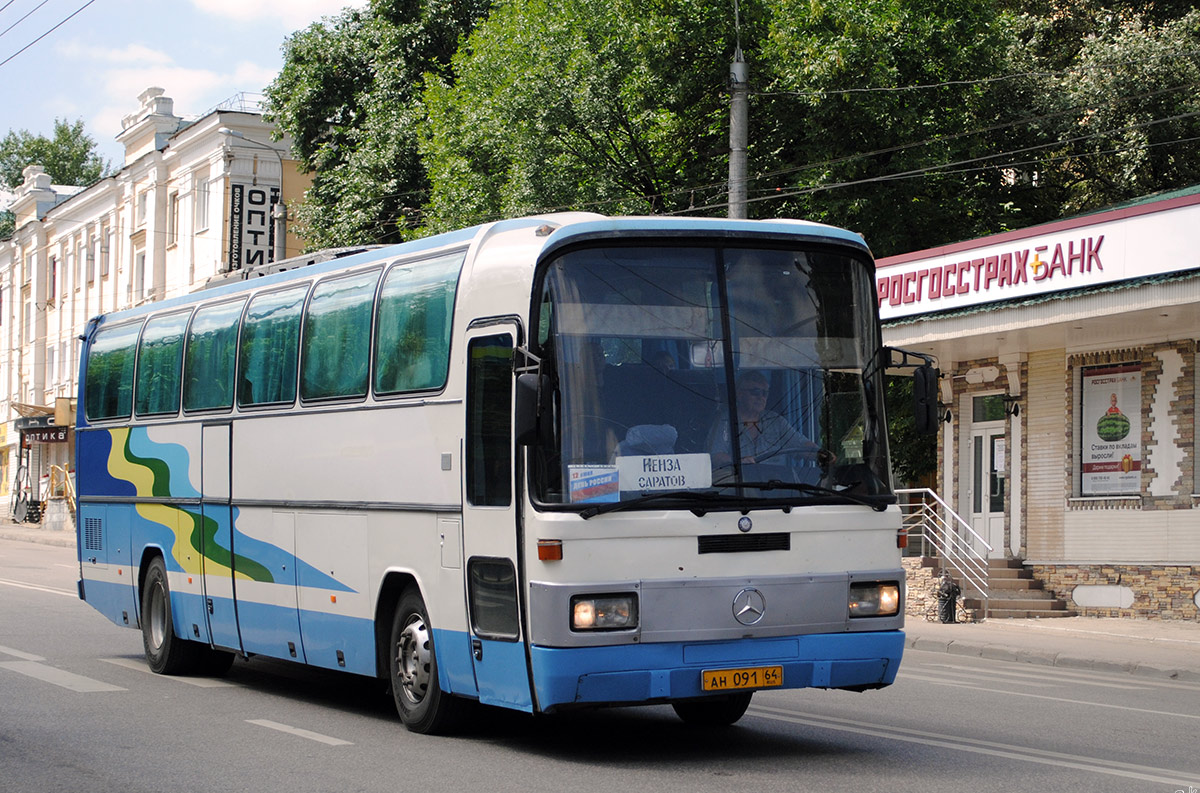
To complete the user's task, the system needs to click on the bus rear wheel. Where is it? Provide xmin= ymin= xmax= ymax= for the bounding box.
xmin=140 ymin=555 xmax=202 ymax=675
xmin=671 ymin=692 xmax=753 ymax=726
xmin=389 ymin=588 xmax=465 ymax=734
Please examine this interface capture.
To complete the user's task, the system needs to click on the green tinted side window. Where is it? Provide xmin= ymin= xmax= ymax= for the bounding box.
xmin=374 ymin=252 xmax=464 ymax=395
xmin=135 ymin=311 xmax=191 ymax=416
xmin=183 ymin=299 xmax=245 ymax=412
xmin=238 ymin=285 xmax=308 ymax=407
xmin=85 ymin=321 xmax=143 ymax=421
xmin=301 ymin=270 xmax=380 ymax=400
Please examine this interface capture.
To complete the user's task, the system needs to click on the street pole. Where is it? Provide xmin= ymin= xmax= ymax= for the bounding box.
xmin=728 ymin=47 xmax=749 ymax=219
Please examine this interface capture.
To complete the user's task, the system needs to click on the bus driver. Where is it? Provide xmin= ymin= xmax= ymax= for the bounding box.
xmin=708 ymin=370 xmax=829 ymax=469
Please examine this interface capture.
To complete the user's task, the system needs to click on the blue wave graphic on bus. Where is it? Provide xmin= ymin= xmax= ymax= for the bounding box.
xmin=126 ymin=428 xmax=201 ymax=499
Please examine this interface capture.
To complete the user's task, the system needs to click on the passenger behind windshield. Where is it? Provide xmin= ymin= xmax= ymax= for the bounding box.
xmin=708 ymin=370 xmax=830 ymax=473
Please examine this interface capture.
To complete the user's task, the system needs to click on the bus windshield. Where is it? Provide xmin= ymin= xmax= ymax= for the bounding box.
xmin=531 ymin=243 xmax=892 ymax=509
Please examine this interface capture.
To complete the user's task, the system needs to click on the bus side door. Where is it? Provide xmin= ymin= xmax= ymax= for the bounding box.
xmin=201 ymin=423 xmax=243 ymax=653
xmin=461 ymin=325 xmax=533 ymax=712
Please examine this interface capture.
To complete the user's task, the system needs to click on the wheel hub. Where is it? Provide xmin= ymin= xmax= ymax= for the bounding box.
xmin=396 ymin=614 xmax=431 ymax=704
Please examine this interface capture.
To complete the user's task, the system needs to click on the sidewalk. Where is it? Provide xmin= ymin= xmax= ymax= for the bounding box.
xmin=0 ymin=517 xmax=75 ymax=548
xmin=3 ymin=516 xmax=1198 ymax=681
xmin=905 ymin=614 xmax=1200 ymax=683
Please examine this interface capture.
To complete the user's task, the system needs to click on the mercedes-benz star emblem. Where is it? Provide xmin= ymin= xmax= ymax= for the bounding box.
xmin=733 ymin=587 xmax=766 ymax=625
xmin=737 ymin=516 xmax=753 ymax=533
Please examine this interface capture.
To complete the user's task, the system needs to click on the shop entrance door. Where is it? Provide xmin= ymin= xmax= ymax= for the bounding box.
xmin=968 ymin=426 xmax=1006 ymax=557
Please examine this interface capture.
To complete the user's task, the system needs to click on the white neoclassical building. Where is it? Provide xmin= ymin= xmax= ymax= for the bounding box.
xmin=0 ymin=88 xmax=309 ymax=522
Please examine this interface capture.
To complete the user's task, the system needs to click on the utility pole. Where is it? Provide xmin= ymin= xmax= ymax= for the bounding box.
xmin=728 ymin=3 xmax=748 ymax=219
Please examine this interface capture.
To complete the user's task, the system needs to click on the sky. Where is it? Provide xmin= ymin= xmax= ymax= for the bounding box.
xmin=0 ymin=0 xmax=366 ymax=170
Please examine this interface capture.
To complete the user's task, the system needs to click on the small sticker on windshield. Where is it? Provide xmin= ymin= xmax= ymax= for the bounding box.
xmin=616 ymin=454 xmax=713 ymax=492
xmin=569 ymin=466 xmax=620 ymax=503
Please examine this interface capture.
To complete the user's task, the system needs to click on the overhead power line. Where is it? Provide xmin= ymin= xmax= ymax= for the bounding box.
xmin=0 ymin=0 xmax=96 ymax=69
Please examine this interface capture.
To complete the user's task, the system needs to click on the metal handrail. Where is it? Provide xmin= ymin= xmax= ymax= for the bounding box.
xmin=49 ymin=465 xmax=76 ymax=515
xmin=897 ymin=487 xmax=991 ymax=618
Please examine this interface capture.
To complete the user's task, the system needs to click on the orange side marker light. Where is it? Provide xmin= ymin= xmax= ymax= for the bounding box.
xmin=538 ymin=539 xmax=563 ymax=561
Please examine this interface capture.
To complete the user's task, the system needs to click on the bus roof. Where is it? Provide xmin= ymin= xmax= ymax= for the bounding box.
xmin=84 ymin=213 xmax=870 ymax=332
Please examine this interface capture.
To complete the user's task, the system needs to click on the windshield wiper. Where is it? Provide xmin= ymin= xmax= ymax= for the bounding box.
xmin=727 ymin=481 xmax=890 ymax=512
xmin=579 ymin=490 xmax=730 ymax=519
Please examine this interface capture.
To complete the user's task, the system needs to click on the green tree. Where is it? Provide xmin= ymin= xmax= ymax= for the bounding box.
xmin=1029 ymin=8 xmax=1200 ymax=215
xmin=263 ymin=0 xmax=491 ymax=248
xmin=419 ymin=0 xmax=744 ymax=231
xmin=749 ymin=0 xmax=1063 ymax=258
xmin=0 ymin=118 xmax=108 ymax=238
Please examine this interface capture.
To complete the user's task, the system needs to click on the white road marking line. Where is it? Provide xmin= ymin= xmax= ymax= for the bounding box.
xmin=0 ymin=661 xmax=125 ymax=692
xmin=100 ymin=657 xmax=237 ymax=688
xmin=246 ymin=719 xmax=352 ymax=746
xmin=749 ymin=705 xmax=1199 ymax=787
xmin=0 ymin=645 xmax=45 ymax=661
xmin=909 ymin=655 xmax=1200 ymax=691
xmin=918 ymin=661 xmax=1150 ymax=690
xmin=898 ymin=671 xmax=1059 ymax=689
xmin=0 ymin=577 xmax=75 ymax=597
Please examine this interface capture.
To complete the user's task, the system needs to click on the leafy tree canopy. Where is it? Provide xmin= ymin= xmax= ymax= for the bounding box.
xmin=0 ymin=118 xmax=108 ymax=239
xmin=264 ymin=0 xmax=491 ymax=248
xmin=420 ymin=0 xmax=743 ymax=232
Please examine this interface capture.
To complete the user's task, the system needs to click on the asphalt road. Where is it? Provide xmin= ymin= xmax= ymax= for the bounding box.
xmin=3 ymin=537 xmax=1198 ymax=793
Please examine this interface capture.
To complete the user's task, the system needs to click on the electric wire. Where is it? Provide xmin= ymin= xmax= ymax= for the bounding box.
xmin=0 ymin=0 xmax=96 ymax=68
xmin=0 ymin=0 xmax=50 ymax=40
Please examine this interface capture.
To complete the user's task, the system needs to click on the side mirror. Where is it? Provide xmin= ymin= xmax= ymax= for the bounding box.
xmin=515 ymin=373 xmax=544 ymax=446
xmin=913 ymin=364 xmax=939 ymax=435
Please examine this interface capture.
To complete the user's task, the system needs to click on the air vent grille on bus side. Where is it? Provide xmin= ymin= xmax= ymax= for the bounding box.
xmin=84 ymin=517 xmax=103 ymax=551
xmin=697 ymin=533 xmax=790 ymax=554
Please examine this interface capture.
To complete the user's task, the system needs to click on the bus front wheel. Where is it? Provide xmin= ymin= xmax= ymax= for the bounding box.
xmin=671 ymin=692 xmax=753 ymax=726
xmin=389 ymin=588 xmax=464 ymax=734
xmin=140 ymin=555 xmax=202 ymax=675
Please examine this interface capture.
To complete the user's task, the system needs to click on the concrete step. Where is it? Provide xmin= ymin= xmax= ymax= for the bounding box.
xmin=987 ymin=567 xmax=1035 ymax=580
xmin=964 ymin=595 xmax=1070 ymax=611
xmin=985 ymin=608 xmax=1079 ymax=619
xmin=968 ymin=577 xmax=1044 ymax=592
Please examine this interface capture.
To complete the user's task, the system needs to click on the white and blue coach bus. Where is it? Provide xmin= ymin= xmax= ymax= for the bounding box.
xmin=75 ymin=214 xmax=936 ymax=733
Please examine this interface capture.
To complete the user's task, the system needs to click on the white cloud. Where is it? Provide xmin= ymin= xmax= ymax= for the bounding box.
xmin=190 ymin=0 xmax=366 ymax=28
xmin=55 ymin=39 xmax=174 ymax=66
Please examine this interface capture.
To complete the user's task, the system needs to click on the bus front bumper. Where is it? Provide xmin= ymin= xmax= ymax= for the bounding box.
xmin=529 ymin=630 xmax=904 ymax=711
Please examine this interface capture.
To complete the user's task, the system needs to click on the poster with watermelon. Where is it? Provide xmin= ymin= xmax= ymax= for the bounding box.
xmin=1081 ymin=364 xmax=1141 ymax=496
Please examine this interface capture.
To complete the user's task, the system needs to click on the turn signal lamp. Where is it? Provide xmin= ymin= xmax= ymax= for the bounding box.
xmin=849 ymin=582 xmax=901 ymax=618
xmin=537 ymin=539 xmax=563 ymax=561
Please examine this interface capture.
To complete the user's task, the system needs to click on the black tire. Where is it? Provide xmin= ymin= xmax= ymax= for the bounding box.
xmin=672 ymin=692 xmax=753 ymax=726
xmin=389 ymin=588 xmax=466 ymax=734
xmin=140 ymin=556 xmax=202 ymax=675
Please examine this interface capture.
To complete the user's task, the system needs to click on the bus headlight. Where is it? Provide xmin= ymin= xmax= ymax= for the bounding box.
xmin=848 ymin=582 xmax=901 ymax=618
xmin=571 ymin=594 xmax=638 ymax=631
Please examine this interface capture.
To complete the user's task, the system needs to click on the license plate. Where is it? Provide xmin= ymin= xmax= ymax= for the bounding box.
xmin=701 ymin=665 xmax=783 ymax=692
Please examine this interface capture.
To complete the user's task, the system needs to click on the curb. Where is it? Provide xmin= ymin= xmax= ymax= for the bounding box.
xmin=0 ymin=528 xmax=76 ymax=548
xmin=904 ymin=636 xmax=1200 ymax=683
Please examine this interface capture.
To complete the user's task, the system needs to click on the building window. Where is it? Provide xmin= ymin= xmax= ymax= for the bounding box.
xmin=47 ymin=256 xmax=57 ymax=304
xmin=194 ymin=176 xmax=210 ymax=232
xmin=167 ymin=191 xmax=179 ymax=246
xmin=972 ymin=394 xmax=1006 ymax=422
xmin=101 ymin=228 xmax=111 ymax=277
xmin=87 ymin=235 xmax=96 ymax=283
xmin=134 ymin=250 xmax=146 ymax=300
xmin=136 ymin=191 xmax=148 ymax=226
xmin=1080 ymin=363 xmax=1141 ymax=497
